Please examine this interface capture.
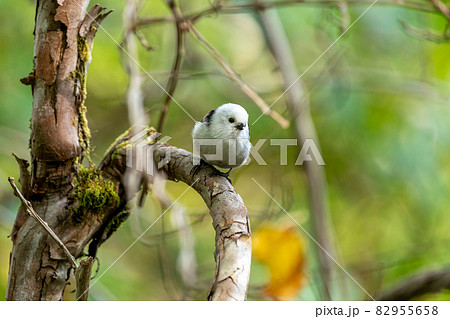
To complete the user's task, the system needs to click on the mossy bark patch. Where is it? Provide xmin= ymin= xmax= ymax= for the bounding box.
xmin=72 ymin=165 xmax=120 ymax=223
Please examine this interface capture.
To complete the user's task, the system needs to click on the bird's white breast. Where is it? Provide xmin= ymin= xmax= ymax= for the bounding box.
xmin=193 ymin=124 xmax=251 ymax=169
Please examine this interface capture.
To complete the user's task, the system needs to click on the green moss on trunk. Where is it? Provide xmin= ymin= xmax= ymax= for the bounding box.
xmin=72 ymin=165 xmax=120 ymax=223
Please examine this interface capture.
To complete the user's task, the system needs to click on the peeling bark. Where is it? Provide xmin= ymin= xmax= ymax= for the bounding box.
xmin=31 ymin=0 xmax=88 ymax=164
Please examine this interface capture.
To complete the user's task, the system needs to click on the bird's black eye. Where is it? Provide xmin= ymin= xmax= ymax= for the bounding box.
xmin=228 ymin=118 xmax=235 ymax=123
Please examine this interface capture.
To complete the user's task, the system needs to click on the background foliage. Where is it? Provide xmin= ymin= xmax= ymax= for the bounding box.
xmin=0 ymin=0 xmax=449 ymax=300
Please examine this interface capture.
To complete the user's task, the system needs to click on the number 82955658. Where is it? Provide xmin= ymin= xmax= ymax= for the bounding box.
xmin=376 ymin=305 xmax=438 ymax=316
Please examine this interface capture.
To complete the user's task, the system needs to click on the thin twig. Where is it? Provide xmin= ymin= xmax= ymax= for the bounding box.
xmin=400 ymin=20 xmax=450 ymax=42
xmin=428 ymin=0 xmax=450 ymax=19
xmin=136 ymin=16 xmax=174 ymax=26
xmin=134 ymin=29 xmax=157 ymax=51
xmin=8 ymin=177 xmax=78 ymax=269
xmin=188 ymin=22 xmax=290 ymax=128
xmin=158 ymin=0 xmax=186 ymax=133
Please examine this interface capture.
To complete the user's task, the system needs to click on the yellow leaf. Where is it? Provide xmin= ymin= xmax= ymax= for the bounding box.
xmin=252 ymin=225 xmax=306 ymax=300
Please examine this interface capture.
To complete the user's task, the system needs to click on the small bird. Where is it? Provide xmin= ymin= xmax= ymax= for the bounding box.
xmin=192 ymin=103 xmax=251 ymax=179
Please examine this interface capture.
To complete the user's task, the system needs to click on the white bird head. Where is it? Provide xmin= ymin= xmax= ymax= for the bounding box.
xmin=192 ymin=103 xmax=251 ymax=169
xmin=205 ymin=103 xmax=249 ymax=138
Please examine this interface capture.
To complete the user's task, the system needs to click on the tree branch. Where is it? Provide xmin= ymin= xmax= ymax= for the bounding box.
xmin=378 ymin=268 xmax=450 ymax=301
xmin=400 ymin=20 xmax=450 ymax=43
xmin=99 ymin=127 xmax=252 ymax=300
xmin=428 ymin=0 xmax=450 ymax=19
xmin=157 ymin=0 xmax=186 ymax=133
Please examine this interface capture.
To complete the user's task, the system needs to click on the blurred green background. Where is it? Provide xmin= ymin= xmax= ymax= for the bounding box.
xmin=0 ymin=0 xmax=449 ymax=300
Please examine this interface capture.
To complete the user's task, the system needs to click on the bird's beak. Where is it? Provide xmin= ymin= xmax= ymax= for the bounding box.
xmin=235 ymin=123 xmax=245 ymax=130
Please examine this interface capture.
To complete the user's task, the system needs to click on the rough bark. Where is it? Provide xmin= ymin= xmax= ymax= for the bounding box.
xmin=154 ymin=145 xmax=252 ymax=301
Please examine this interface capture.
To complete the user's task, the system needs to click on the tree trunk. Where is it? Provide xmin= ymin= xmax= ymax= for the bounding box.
xmin=7 ymin=0 xmax=118 ymax=301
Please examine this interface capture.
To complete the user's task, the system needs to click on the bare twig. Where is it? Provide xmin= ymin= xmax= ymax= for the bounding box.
xmin=75 ymin=257 xmax=94 ymax=301
xmin=8 ymin=177 xmax=78 ymax=269
xmin=378 ymin=267 xmax=450 ymax=301
xmin=188 ymin=23 xmax=290 ymax=128
xmin=428 ymin=0 xmax=450 ymax=19
xmin=400 ymin=20 xmax=450 ymax=42
xmin=154 ymin=175 xmax=182 ymax=299
xmin=136 ymin=16 xmax=174 ymax=26
xmin=134 ymin=29 xmax=157 ymax=51
xmin=158 ymin=0 xmax=186 ymax=133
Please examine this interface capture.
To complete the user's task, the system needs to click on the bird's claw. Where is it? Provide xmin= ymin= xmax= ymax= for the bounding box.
xmin=190 ymin=158 xmax=207 ymax=177
xmin=213 ymin=168 xmax=233 ymax=184
xmin=190 ymin=159 xmax=233 ymax=184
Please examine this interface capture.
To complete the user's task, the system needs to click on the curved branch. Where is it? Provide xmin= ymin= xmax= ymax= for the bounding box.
xmin=99 ymin=127 xmax=252 ymax=301
xmin=154 ymin=144 xmax=252 ymax=300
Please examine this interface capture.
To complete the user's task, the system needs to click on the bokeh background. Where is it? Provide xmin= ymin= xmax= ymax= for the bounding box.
xmin=1 ymin=0 xmax=449 ymax=300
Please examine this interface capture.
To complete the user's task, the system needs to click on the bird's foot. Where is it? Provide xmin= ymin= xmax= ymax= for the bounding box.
xmin=213 ymin=168 xmax=233 ymax=184
xmin=191 ymin=160 xmax=233 ymax=184
xmin=190 ymin=158 xmax=207 ymax=177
